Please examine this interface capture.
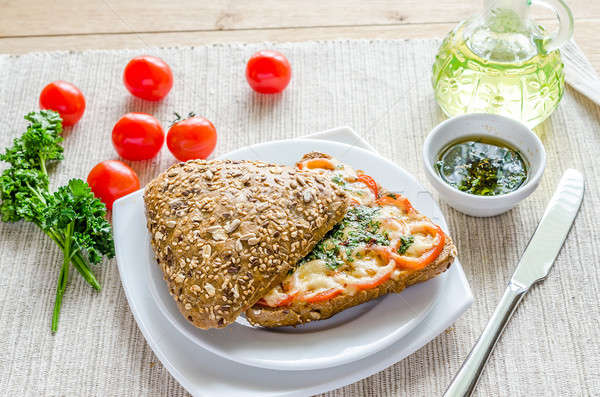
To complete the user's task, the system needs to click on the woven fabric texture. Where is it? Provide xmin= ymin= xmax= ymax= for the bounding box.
xmin=0 ymin=39 xmax=599 ymax=396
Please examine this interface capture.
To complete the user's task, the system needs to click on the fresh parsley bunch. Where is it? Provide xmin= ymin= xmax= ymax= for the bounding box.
xmin=0 ymin=110 xmax=114 ymax=332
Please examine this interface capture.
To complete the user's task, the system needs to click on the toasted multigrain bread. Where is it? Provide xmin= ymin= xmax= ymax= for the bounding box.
xmin=245 ymin=236 xmax=455 ymax=327
xmin=144 ymin=160 xmax=348 ymax=329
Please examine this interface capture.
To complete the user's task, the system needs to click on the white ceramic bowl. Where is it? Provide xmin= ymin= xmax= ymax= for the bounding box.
xmin=422 ymin=113 xmax=546 ymax=217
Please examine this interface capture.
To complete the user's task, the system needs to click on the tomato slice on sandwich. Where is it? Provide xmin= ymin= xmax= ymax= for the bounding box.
xmin=377 ymin=194 xmax=415 ymax=214
xmin=343 ymin=261 xmax=395 ymax=291
xmin=257 ymin=292 xmax=298 ymax=307
xmin=301 ymin=287 xmax=344 ymax=303
xmin=374 ymin=223 xmax=446 ymax=271
xmin=356 ymin=173 xmax=379 ymax=198
xmin=299 ymin=158 xmax=337 ymax=170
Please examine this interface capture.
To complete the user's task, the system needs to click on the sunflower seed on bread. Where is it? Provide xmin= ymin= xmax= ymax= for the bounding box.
xmin=143 ymin=159 xmax=348 ymax=329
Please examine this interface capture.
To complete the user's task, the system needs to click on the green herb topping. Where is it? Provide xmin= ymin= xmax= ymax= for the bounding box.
xmin=331 ymin=174 xmax=346 ymax=186
xmin=299 ymin=206 xmax=389 ymax=270
xmin=397 ymin=235 xmax=415 ymax=254
xmin=436 ymin=139 xmax=527 ymax=196
xmin=0 ymin=111 xmax=115 ymax=332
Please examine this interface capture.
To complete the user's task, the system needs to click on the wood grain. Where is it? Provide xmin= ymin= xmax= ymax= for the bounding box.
xmin=0 ymin=0 xmax=598 ymax=72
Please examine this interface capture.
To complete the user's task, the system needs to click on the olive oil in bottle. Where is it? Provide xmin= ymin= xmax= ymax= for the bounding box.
xmin=432 ymin=1 xmax=573 ymax=128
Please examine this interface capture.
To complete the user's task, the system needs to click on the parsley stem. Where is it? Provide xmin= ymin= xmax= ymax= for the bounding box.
xmin=42 ymin=227 xmax=101 ymax=291
xmin=51 ymin=222 xmax=73 ymax=333
xmin=38 ymin=153 xmax=48 ymax=178
xmin=25 ymin=181 xmax=47 ymax=205
xmin=71 ymin=254 xmax=101 ymax=291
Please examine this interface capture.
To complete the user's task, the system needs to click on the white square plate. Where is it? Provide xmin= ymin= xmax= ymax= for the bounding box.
xmin=112 ymin=127 xmax=473 ymax=396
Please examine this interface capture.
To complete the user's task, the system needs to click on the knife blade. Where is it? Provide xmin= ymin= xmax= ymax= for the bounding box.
xmin=511 ymin=168 xmax=585 ymax=288
xmin=444 ymin=169 xmax=585 ymax=397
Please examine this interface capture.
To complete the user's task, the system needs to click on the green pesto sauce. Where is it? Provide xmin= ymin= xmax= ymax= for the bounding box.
xmin=298 ymin=205 xmax=390 ymax=270
xmin=330 ymin=173 xmax=364 ymax=196
xmin=397 ymin=235 xmax=414 ymax=254
xmin=435 ymin=137 xmax=528 ymax=196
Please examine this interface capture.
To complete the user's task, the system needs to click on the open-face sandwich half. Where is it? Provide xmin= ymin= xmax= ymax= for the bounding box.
xmin=246 ymin=152 xmax=456 ymax=327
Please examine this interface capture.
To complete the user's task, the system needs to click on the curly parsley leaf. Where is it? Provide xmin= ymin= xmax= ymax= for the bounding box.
xmin=1 ymin=110 xmax=63 ymax=170
xmin=45 ymin=179 xmax=115 ymax=265
xmin=0 ymin=166 xmax=49 ymax=223
xmin=0 ymin=111 xmax=114 ymax=332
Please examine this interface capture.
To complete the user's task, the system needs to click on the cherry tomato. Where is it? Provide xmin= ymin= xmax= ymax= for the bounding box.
xmin=123 ymin=55 xmax=173 ymax=101
xmin=245 ymin=50 xmax=291 ymax=94
xmin=167 ymin=115 xmax=217 ymax=162
xmin=87 ymin=160 xmax=140 ymax=210
xmin=112 ymin=113 xmax=164 ymax=161
xmin=39 ymin=81 xmax=86 ymax=126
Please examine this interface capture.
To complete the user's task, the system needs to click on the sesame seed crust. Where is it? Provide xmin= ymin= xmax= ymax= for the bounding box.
xmin=143 ymin=159 xmax=349 ymax=329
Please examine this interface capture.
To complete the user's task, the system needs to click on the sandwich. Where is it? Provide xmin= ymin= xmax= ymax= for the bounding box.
xmin=245 ymin=152 xmax=456 ymax=327
xmin=143 ymin=159 xmax=349 ymax=329
xmin=144 ymin=153 xmax=456 ymax=330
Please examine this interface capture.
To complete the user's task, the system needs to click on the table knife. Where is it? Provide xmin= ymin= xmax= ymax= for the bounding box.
xmin=444 ymin=169 xmax=585 ymax=397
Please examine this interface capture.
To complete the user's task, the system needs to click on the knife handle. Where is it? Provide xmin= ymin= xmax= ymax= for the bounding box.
xmin=444 ymin=282 xmax=528 ymax=397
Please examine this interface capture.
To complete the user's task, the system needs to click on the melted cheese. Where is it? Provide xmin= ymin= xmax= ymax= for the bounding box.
xmin=391 ymin=268 xmax=409 ymax=281
xmin=376 ymin=204 xmax=437 ymax=257
xmin=376 ymin=204 xmax=406 ymax=220
xmin=292 ymin=259 xmax=342 ymax=293
xmin=405 ymin=232 xmax=436 ymax=256
xmin=335 ymin=252 xmax=395 ymax=287
xmin=262 ymin=285 xmax=291 ymax=307
xmin=259 ymin=157 xmax=443 ymax=306
xmin=298 ymin=157 xmax=377 ymax=206
xmin=343 ymin=180 xmax=376 ymax=205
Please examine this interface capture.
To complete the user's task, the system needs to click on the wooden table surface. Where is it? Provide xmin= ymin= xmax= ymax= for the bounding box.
xmin=0 ymin=0 xmax=598 ymax=72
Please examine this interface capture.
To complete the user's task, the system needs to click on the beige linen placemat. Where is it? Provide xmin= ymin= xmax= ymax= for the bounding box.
xmin=0 ymin=39 xmax=599 ymax=396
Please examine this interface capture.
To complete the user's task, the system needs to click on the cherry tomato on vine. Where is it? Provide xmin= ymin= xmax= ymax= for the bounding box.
xmin=39 ymin=81 xmax=86 ymax=126
xmin=87 ymin=160 xmax=140 ymax=210
xmin=123 ymin=55 xmax=173 ymax=101
xmin=167 ymin=114 xmax=217 ymax=162
xmin=112 ymin=113 xmax=164 ymax=161
xmin=245 ymin=50 xmax=292 ymax=94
